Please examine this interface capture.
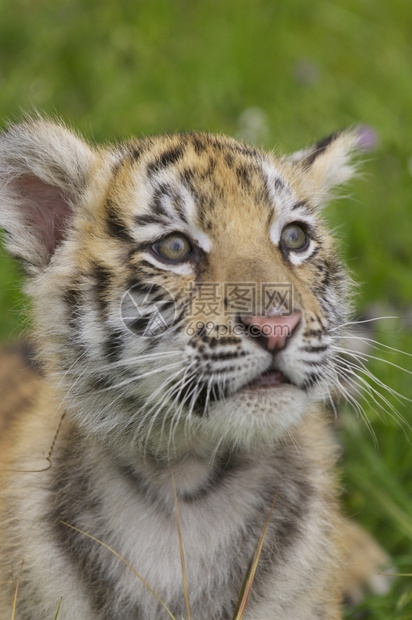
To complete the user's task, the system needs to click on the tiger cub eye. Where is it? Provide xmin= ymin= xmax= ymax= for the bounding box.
xmin=153 ymin=233 xmax=193 ymax=262
xmin=280 ymin=223 xmax=309 ymax=252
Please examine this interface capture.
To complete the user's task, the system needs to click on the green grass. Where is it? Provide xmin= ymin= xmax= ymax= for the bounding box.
xmin=0 ymin=0 xmax=411 ymax=616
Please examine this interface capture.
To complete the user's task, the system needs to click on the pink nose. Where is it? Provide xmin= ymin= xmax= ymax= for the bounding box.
xmin=243 ymin=311 xmax=302 ymax=351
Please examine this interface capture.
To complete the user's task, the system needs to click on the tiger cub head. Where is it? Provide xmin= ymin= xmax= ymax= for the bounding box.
xmin=0 ymin=120 xmax=361 ymax=455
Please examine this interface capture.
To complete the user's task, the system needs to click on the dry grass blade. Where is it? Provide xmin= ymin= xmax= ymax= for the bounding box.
xmin=54 ymin=597 xmax=63 ymax=619
xmin=171 ymin=469 xmax=191 ymax=620
xmin=60 ymin=521 xmax=177 ymax=620
xmin=381 ymin=572 xmax=412 ymax=577
xmin=7 ymin=411 xmax=66 ymax=474
xmin=234 ymin=492 xmax=278 ymax=620
xmin=10 ymin=561 xmax=24 ymax=620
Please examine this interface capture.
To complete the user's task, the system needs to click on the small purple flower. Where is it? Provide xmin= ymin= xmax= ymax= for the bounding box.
xmin=356 ymin=125 xmax=379 ymax=151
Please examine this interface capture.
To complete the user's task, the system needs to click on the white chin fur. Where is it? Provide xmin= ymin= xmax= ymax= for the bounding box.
xmin=196 ymin=384 xmax=310 ymax=449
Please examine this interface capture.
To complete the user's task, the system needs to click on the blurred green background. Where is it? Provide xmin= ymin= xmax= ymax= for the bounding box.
xmin=0 ymin=0 xmax=411 ymax=616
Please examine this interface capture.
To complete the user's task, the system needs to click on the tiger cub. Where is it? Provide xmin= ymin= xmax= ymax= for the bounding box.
xmin=0 ymin=120 xmax=388 ymax=619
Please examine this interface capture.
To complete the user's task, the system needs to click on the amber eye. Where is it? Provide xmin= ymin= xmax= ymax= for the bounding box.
xmin=153 ymin=233 xmax=193 ymax=262
xmin=280 ymin=223 xmax=309 ymax=252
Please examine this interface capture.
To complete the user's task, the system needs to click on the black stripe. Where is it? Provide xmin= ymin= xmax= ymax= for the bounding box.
xmin=215 ymin=137 xmax=259 ymax=158
xmin=302 ymin=345 xmax=328 ymax=353
xmin=180 ymin=452 xmax=239 ymax=502
xmin=91 ymin=262 xmax=113 ymax=317
xmin=151 ymin=184 xmax=171 ymax=218
xmin=302 ymin=371 xmax=321 ymax=389
xmin=224 ymin=152 xmax=234 ymax=167
xmin=274 ymin=177 xmax=285 ymax=192
xmin=127 ymin=242 xmax=150 ymax=259
xmin=236 ymin=164 xmax=252 ymax=189
xmin=203 ymin=156 xmax=217 ymax=178
xmin=308 ymin=246 xmax=320 ymax=260
xmin=120 ymin=452 xmax=238 ymax=505
xmin=139 ymin=259 xmax=165 ymax=272
xmin=304 ymin=131 xmax=340 ymax=167
xmin=190 ymin=134 xmax=207 ymax=154
xmin=196 ymin=349 xmax=242 ymax=362
xmin=104 ymin=329 xmax=124 ymax=362
xmin=63 ymin=285 xmax=82 ymax=330
xmin=129 ymin=144 xmax=143 ymax=160
xmin=233 ymin=463 xmax=314 ymax=609
xmin=202 ymin=335 xmax=240 ymax=348
xmin=134 ymin=212 xmax=167 ymax=227
xmin=151 ymin=182 xmax=189 ymax=224
xmin=49 ymin=441 xmax=144 ymax=619
xmin=304 ymin=329 xmax=325 ymax=339
xmin=291 ymin=200 xmax=310 ymax=210
xmin=87 ymin=374 xmax=115 ymax=391
xmin=174 ymin=375 xmax=233 ymax=416
xmin=147 ymin=145 xmax=184 ymax=175
xmin=105 ymin=199 xmax=133 ymax=242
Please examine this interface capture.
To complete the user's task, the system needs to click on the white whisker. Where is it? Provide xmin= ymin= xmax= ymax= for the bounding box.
xmin=134 ymin=367 xmax=193 ymax=443
xmin=99 ymin=361 xmax=183 ymax=392
xmin=336 ymin=335 xmax=412 ymax=358
xmin=99 ymin=349 xmax=181 ymax=371
xmin=333 ymin=356 xmax=410 ymax=429
xmin=333 ymin=345 xmax=412 ymax=378
xmin=329 ymin=316 xmax=399 ymax=331
xmin=332 ymin=347 xmax=412 ymax=405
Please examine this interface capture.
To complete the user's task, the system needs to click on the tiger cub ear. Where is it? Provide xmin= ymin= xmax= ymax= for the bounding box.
xmin=286 ymin=128 xmax=366 ymax=207
xmin=0 ymin=119 xmax=97 ymax=275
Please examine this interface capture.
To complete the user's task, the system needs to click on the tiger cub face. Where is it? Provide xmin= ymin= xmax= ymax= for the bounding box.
xmin=0 ymin=121 xmax=359 ymax=456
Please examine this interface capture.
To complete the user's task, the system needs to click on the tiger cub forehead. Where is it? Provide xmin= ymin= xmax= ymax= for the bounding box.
xmin=0 ymin=119 xmax=359 ymax=287
xmin=100 ymin=131 xmax=318 ymax=257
